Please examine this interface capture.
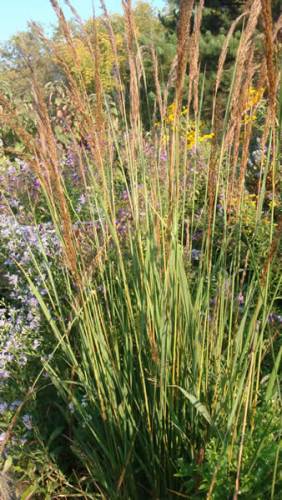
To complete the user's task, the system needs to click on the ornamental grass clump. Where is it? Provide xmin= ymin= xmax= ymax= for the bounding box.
xmin=0 ymin=0 xmax=281 ymax=498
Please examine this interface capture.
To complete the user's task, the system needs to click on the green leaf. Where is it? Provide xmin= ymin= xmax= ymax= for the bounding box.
xmin=21 ymin=484 xmax=38 ymax=500
xmin=265 ymin=345 xmax=282 ymax=402
xmin=171 ymin=385 xmax=212 ymax=424
xmin=3 ymin=456 xmax=13 ymax=473
xmin=47 ymin=426 xmax=64 ymax=449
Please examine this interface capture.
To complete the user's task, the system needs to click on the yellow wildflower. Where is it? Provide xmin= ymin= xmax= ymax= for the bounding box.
xmin=160 ymin=132 xmax=170 ymax=145
xmin=181 ymin=106 xmax=188 ymax=117
xmin=242 ymin=86 xmax=264 ymax=125
xmin=269 ymin=199 xmax=279 ymax=209
xmin=242 ymin=114 xmax=257 ymax=125
xmin=165 ymin=102 xmax=177 ymax=125
xmin=164 ymin=103 xmax=189 ymax=126
xmin=199 ymin=133 xmax=214 ymax=142
xmin=246 ymin=87 xmax=264 ymax=109
xmin=187 ymin=129 xmax=214 ymax=149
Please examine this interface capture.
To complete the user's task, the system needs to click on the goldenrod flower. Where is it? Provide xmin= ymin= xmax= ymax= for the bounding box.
xmin=187 ymin=129 xmax=214 ymax=149
xmin=246 ymin=87 xmax=264 ymax=109
xmin=242 ymin=86 xmax=264 ymax=124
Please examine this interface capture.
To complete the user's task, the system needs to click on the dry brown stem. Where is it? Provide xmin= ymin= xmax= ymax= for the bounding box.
xmin=188 ymin=0 xmax=204 ymax=117
xmin=99 ymin=0 xmax=125 ymax=116
xmin=261 ymin=0 xmax=277 ymax=122
xmin=213 ymin=11 xmax=248 ymax=122
xmin=122 ymin=0 xmax=140 ymax=132
xmin=175 ymin=0 xmax=194 ymax=116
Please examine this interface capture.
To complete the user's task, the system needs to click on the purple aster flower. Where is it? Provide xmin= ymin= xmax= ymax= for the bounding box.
xmin=0 ymin=432 xmax=7 ymax=443
xmin=121 ymin=189 xmax=129 ymax=201
xmin=18 ymin=355 xmax=27 ymax=367
xmin=7 ymin=166 xmax=16 ymax=176
xmin=72 ymin=172 xmax=80 ymax=183
xmin=0 ymin=402 xmax=8 ymax=414
xmin=191 ymin=249 xmax=201 ymax=261
xmin=33 ymin=178 xmax=41 ymax=190
xmin=22 ymin=414 xmax=32 ymax=430
xmin=78 ymin=194 xmax=86 ymax=205
xmin=32 ymin=339 xmax=41 ymax=350
xmin=7 ymin=274 xmax=18 ymax=287
xmin=237 ymin=293 xmax=244 ymax=305
xmin=66 ymin=150 xmax=76 ymax=167
xmin=160 ymin=150 xmax=167 ymax=162
xmin=9 ymin=400 xmax=22 ymax=411
xmin=0 ymin=370 xmax=10 ymax=379
xmin=9 ymin=199 xmax=19 ymax=208
xmin=19 ymin=161 xmax=29 ymax=172
xmin=28 ymin=297 xmax=38 ymax=308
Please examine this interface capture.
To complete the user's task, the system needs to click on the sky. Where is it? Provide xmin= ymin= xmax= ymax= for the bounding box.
xmin=0 ymin=0 xmax=166 ymax=42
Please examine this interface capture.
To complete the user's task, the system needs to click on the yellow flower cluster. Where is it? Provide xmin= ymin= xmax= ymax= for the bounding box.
xmin=242 ymin=113 xmax=257 ymax=125
xmin=158 ymin=102 xmax=214 ymax=149
xmin=229 ymin=192 xmax=256 ymax=212
xmin=242 ymin=86 xmax=264 ymax=124
xmin=268 ymin=199 xmax=280 ymax=210
xmin=164 ymin=102 xmax=188 ymax=126
xmin=187 ymin=128 xmax=214 ymax=149
xmin=246 ymin=87 xmax=264 ymax=109
xmin=165 ymin=102 xmax=176 ymax=125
